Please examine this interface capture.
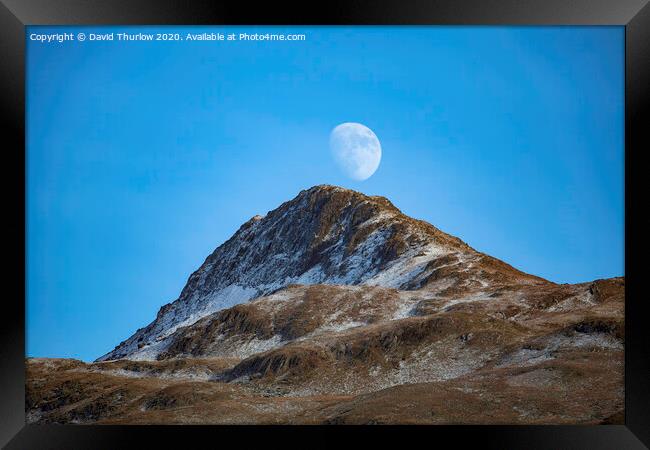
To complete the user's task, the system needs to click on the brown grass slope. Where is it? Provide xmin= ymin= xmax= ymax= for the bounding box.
xmin=26 ymin=278 xmax=623 ymax=424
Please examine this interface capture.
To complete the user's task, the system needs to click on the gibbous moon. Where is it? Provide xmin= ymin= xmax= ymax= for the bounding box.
xmin=329 ymin=122 xmax=382 ymax=181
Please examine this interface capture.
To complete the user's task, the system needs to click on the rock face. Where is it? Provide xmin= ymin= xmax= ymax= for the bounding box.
xmin=28 ymin=185 xmax=624 ymax=424
xmin=98 ymin=185 xmax=543 ymax=362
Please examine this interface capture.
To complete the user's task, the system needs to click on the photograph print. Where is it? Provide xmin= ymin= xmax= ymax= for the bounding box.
xmin=26 ymin=25 xmax=624 ymax=424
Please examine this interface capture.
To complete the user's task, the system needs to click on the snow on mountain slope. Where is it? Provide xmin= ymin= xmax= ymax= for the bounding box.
xmin=98 ymin=185 xmax=545 ymax=361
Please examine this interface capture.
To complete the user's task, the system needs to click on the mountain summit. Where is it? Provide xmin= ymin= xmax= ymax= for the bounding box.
xmin=99 ymin=185 xmax=545 ymax=361
xmin=32 ymin=185 xmax=624 ymax=424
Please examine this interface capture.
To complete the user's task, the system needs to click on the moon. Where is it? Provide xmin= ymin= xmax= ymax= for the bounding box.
xmin=329 ymin=122 xmax=382 ymax=181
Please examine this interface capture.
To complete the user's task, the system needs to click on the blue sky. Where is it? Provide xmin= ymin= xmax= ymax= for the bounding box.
xmin=26 ymin=26 xmax=624 ymax=361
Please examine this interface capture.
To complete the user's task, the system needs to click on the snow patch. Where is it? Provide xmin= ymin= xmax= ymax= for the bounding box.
xmin=364 ymin=243 xmax=449 ymax=289
xmin=229 ymin=335 xmax=284 ymax=359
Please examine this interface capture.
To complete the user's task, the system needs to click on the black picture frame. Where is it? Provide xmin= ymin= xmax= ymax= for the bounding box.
xmin=1 ymin=1 xmax=648 ymax=448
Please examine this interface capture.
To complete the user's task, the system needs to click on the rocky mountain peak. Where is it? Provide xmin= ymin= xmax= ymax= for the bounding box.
xmin=97 ymin=185 xmax=544 ymax=362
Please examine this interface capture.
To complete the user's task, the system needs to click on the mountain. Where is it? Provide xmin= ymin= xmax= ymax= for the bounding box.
xmin=98 ymin=185 xmax=545 ymax=362
xmin=27 ymin=185 xmax=623 ymax=424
